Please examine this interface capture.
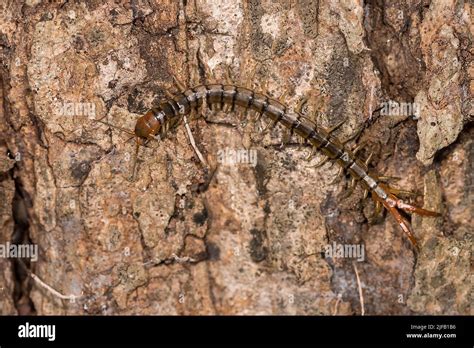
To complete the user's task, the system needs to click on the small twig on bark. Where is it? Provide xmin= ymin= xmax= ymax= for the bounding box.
xmin=352 ymin=261 xmax=365 ymax=316
xmin=30 ymin=272 xmax=80 ymax=302
xmin=183 ymin=115 xmax=207 ymax=166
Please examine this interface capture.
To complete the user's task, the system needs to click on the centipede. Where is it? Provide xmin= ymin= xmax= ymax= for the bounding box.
xmin=97 ymin=81 xmax=441 ymax=250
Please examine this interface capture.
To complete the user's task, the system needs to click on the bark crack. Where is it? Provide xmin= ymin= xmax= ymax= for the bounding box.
xmin=10 ymin=169 xmax=36 ymax=315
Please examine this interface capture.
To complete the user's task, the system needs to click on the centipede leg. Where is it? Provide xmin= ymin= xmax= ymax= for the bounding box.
xmin=281 ymin=129 xmax=293 ymax=147
xmin=296 ymin=109 xmax=318 ymax=125
xmin=343 ymin=177 xmax=357 ymax=198
xmin=363 ymin=189 xmax=369 ymax=199
xmin=364 ymin=152 xmax=374 ymax=167
xmin=352 ymin=141 xmax=368 ymax=156
xmin=372 ymin=200 xmax=383 ymax=220
xmin=309 ymin=155 xmax=330 ymax=168
xmin=225 ymin=65 xmax=234 ymax=85
xmin=298 ymin=134 xmax=308 ymax=145
xmin=172 ymin=75 xmax=187 ymax=93
xmin=394 ymin=198 xmax=440 ymax=217
xmin=383 ymin=201 xmax=420 ymax=250
xmin=222 ymin=103 xmax=231 ymax=113
xmin=389 ymin=187 xmax=418 ymax=198
xmin=329 ymin=167 xmax=344 ymax=184
xmin=261 ymin=119 xmax=279 ymax=135
xmin=295 ymin=97 xmax=308 ymax=114
xmin=278 ymin=91 xmax=289 ymax=105
xmin=341 ymin=127 xmax=363 ymax=145
xmin=93 ymin=119 xmax=135 ymax=137
xmin=305 ymin=147 xmax=317 ymax=161
xmin=242 ymin=62 xmax=258 ymax=89
xmin=326 ymin=119 xmax=346 ymax=135
xmin=164 ymin=89 xmax=175 ymax=100
xmin=259 ymin=78 xmax=269 ymax=97
xmin=378 ymin=176 xmax=401 ymax=182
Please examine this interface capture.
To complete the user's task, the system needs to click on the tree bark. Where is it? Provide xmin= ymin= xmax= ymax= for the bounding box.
xmin=0 ymin=0 xmax=471 ymax=315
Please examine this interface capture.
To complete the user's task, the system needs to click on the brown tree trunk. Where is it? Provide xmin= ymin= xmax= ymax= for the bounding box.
xmin=0 ymin=0 xmax=471 ymax=315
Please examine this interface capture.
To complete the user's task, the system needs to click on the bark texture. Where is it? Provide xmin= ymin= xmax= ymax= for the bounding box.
xmin=0 ymin=0 xmax=471 ymax=315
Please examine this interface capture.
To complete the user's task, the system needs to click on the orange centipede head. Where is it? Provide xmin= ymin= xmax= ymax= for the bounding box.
xmin=134 ymin=111 xmax=161 ymax=140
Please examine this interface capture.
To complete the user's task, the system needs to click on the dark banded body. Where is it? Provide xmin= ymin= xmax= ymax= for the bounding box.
xmin=137 ymin=84 xmax=388 ymax=201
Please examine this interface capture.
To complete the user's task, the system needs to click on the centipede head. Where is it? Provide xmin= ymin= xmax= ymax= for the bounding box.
xmin=373 ymin=183 xmax=440 ymax=250
xmin=134 ymin=110 xmax=161 ymax=141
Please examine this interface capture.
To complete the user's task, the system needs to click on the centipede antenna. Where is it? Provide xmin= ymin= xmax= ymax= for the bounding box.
xmin=94 ymin=119 xmax=136 ymax=137
xmin=124 ymin=135 xmax=135 ymax=144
